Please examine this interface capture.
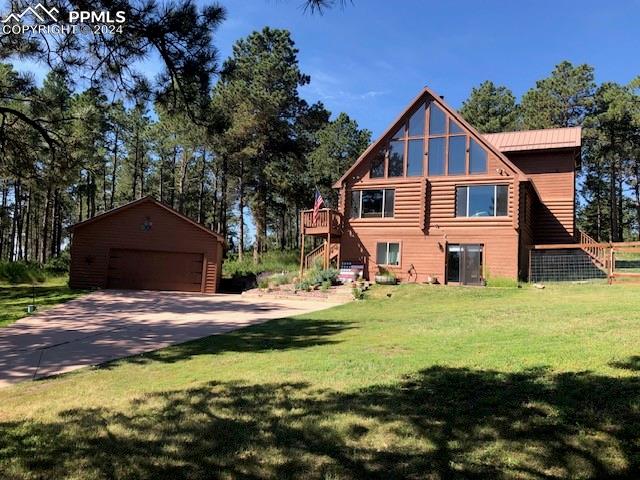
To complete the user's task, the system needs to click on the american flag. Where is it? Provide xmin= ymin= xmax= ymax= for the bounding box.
xmin=312 ymin=188 xmax=325 ymax=224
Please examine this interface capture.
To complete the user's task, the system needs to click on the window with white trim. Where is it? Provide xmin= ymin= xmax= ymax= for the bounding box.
xmin=455 ymin=185 xmax=508 ymax=217
xmin=350 ymin=189 xmax=395 ymax=219
xmin=376 ymin=242 xmax=400 ymax=266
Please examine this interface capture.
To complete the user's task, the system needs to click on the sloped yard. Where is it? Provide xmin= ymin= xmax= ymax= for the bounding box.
xmin=0 ymin=277 xmax=85 ymax=327
xmin=0 ymin=283 xmax=639 ymax=479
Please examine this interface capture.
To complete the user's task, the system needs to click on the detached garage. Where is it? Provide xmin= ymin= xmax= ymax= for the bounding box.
xmin=69 ymin=196 xmax=223 ymax=293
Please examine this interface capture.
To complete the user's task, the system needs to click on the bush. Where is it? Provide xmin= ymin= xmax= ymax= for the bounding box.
xmin=351 ymin=285 xmax=365 ymax=300
xmin=223 ymin=250 xmax=299 ymax=278
xmin=45 ymin=251 xmax=70 ymax=274
xmin=306 ymin=267 xmax=338 ymax=287
xmin=320 ymin=280 xmax=331 ymax=291
xmin=272 ymin=272 xmax=292 ymax=286
xmin=295 ymin=280 xmax=312 ymax=292
xmin=257 ymin=277 xmax=270 ymax=289
xmin=0 ymin=261 xmax=47 ymax=284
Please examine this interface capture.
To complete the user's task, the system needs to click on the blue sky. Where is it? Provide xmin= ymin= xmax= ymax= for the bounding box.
xmin=8 ymin=0 xmax=639 ymax=138
xmin=214 ymin=0 xmax=639 ymax=138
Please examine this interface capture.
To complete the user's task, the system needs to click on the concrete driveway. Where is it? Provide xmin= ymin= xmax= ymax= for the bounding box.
xmin=0 ymin=290 xmax=345 ymax=387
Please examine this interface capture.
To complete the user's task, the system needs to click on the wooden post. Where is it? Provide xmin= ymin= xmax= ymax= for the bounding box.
xmin=608 ymin=247 xmax=614 ymax=284
xmin=299 ymin=230 xmax=305 ymax=279
xmin=326 ymin=232 xmax=331 ymax=269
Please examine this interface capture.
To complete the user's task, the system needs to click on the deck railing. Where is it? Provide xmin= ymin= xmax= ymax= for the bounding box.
xmin=301 ymin=208 xmax=342 ymax=236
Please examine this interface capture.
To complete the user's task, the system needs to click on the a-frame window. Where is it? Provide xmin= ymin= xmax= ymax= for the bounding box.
xmin=369 ymin=97 xmax=489 ymax=179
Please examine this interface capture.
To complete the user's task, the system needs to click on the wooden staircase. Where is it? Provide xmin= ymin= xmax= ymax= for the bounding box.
xmin=578 ymin=229 xmax=609 ymax=271
xmin=304 ymin=241 xmax=340 ymax=270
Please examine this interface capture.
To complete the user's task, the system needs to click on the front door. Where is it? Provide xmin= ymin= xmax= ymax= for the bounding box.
xmin=446 ymin=244 xmax=483 ymax=285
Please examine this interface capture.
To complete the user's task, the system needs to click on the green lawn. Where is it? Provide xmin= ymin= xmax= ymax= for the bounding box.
xmin=1 ymin=283 xmax=639 ymax=479
xmin=0 ymin=277 xmax=86 ymax=327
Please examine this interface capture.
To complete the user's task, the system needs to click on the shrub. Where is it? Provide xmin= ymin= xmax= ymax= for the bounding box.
xmin=0 ymin=261 xmax=47 ymax=284
xmin=44 ymin=251 xmax=70 ymax=274
xmin=320 ymin=280 xmax=331 ymax=291
xmin=295 ymin=280 xmax=312 ymax=292
xmin=306 ymin=267 xmax=338 ymax=287
xmin=269 ymin=272 xmax=293 ymax=287
xmin=351 ymin=285 xmax=365 ymax=300
xmin=223 ymin=250 xmax=299 ymax=278
xmin=257 ymin=277 xmax=269 ymax=289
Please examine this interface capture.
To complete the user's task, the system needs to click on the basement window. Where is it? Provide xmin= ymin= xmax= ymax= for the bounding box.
xmin=376 ymin=242 xmax=400 ymax=266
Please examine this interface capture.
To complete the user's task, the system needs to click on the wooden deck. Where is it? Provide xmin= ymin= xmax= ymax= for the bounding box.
xmin=301 ymin=209 xmax=342 ymax=237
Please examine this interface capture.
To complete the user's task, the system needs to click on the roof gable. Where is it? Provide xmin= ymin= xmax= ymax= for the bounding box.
xmin=68 ymin=196 xmax=224 ymax=242
xmin=334 ymin=86 xmax=524 ymax=188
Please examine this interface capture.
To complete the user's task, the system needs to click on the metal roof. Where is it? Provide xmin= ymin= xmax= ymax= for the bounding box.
xmin=484 ymin=127 xmax=582 ymax=152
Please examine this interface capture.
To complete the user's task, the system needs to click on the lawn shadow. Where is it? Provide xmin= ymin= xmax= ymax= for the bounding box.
xmin=97 ymin=317 xmax=355 ymax=369
xmin=610 ymin=356 xmax=640 ymax=371
xmin=2 ymin=362 xmax=639 ymax=479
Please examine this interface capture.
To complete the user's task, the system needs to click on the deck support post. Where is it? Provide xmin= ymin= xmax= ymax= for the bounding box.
xmin=299 ymin=230 xmax=305 ymax=279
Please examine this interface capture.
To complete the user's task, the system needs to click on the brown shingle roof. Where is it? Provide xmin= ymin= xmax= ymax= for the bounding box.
xmin=484 ymin=127 xmax=582 ymax=152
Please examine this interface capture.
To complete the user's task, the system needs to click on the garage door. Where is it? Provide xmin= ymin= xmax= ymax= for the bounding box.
xmin=107 ymin=249 xmax=203 ymax=292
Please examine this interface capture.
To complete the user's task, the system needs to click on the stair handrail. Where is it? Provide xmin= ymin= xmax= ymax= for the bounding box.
xmin=304 ymin=243 xmax=326 ymax=269
xmin=579 ymin=229 xmax=607 ymax=267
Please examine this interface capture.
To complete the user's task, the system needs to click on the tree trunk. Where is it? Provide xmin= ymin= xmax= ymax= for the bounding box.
xmin=178 ymin=149 xmax=189 ymax=214
xmin=279 ymin=205 xmax=286 ymax=251
xmin=0 ymin=179 xmax=7 ymax=260
xmin=238 ymin=158 xmax=245 ymax=261
xmin=219 ymin=156 xmax=228 ymax=239
xmin=159 ymin=157 xmax=165 ymax=204
xmin=170 ymin=145 xmax=178 ymax=208
xmin=198 ymin=148 xmax=207 ymax=224
xmin=132 ymin=132 xmax=139 ymax=200
xmin=609 ymin=152 xmax=617 ymax=242
xmin=56 ymin=189 xmax=63 ymax=256
xmin=51 ymin=189 xmax=59 ymax=259
xmin=41 ymin=185 xmax=52 ymax=264
xmin=24 ymin=187 xmax=31 ymax=262
xmin=635 ymin=165 xmax=640 ymax=241
xmin=617 ymin=177 xmax=624 ymax=241
xmin=110 ymin=129 xmax=119 ymax=209
xmin=9 ymin=180 xmax=20 ymax=261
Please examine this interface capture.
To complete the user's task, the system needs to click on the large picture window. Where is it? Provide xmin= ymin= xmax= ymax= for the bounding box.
xmin=388 ymin=140 xmax=405 ymax=177
xmin=350 ymin=189 xmax=395 ymax=219
xmin=469 ymin=138 xmax=488 ymax=174
xmin=376 ymin=242 xmax=400 ymax=266
xmin=407 ymin=139 xmax=424 ymax=176
xmin=370 ymin=150 xmax=385 ymax=178
xmin=455 ymin=185 xmax=509 ymax=217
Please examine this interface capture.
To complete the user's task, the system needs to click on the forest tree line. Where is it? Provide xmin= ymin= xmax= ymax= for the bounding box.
xmin=0 ymin=25 xmax=371 ymax=264
xmin=1 ymin=1 xmax=639 ymax=268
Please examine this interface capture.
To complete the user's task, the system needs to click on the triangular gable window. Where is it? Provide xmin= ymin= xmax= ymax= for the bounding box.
xmin=449 ymin=119 xmax=464 ymax=134
xmin=408 ymin=104 xmax=425 ymax=137
xmin=369 ymin=96 xmax=489 ymax=180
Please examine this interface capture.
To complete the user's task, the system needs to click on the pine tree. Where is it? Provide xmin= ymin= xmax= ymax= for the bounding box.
xmin=459 ymin=81 xmax=519 ymax=133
